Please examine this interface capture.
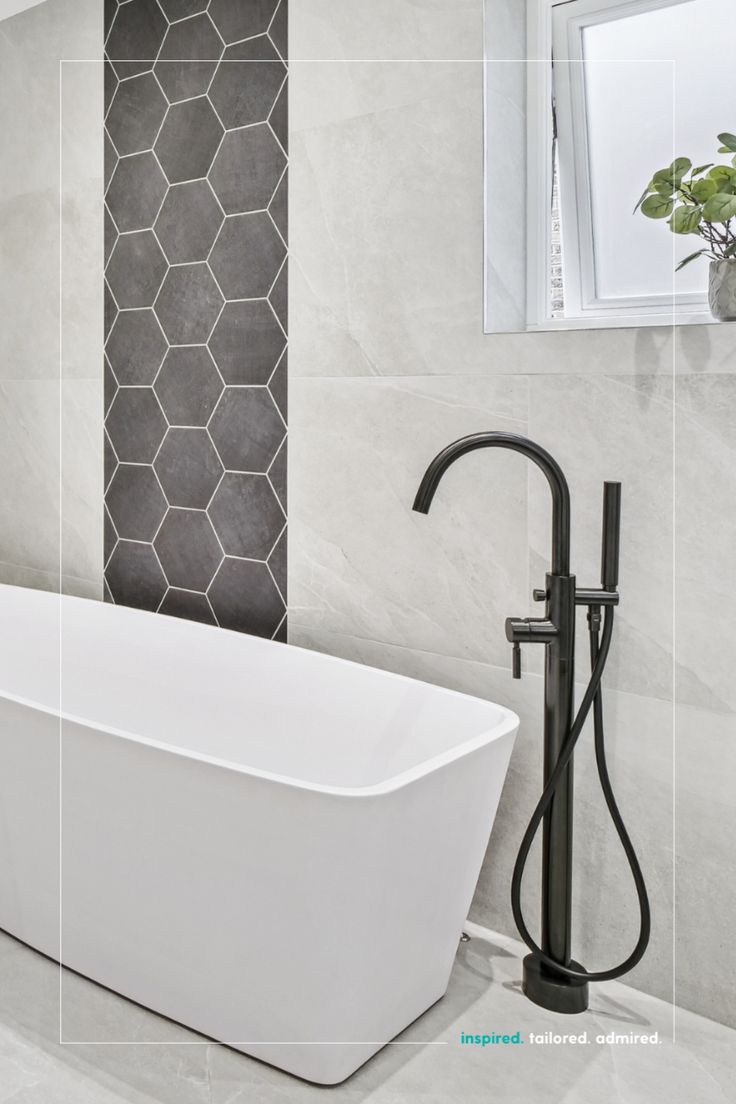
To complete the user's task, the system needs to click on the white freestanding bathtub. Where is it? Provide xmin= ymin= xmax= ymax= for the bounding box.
xmin=0 ymin=583 xmax=517 ymax=1084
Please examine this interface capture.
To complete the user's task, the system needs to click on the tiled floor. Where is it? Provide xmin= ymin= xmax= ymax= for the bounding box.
xmin=0 ymin=922 xmax=733 ymax=1103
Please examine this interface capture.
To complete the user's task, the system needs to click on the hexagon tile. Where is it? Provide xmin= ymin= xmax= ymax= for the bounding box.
xmin=105 ymin=0 xmax=288 ymax=642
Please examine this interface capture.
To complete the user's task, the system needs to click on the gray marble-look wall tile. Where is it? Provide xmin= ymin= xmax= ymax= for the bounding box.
xmin=288 ymin=374 xmax=529 ymax=667
xmin=290 ymin=0 xmax=483 ymax=62
xmin=289 ymin=58 xmax=677 ymax=381
xmin=675 ymin=703 xmax=736 ymax=1026
xmin=674 ymin=374 xmax=736 ymax=715
xmin=0 ymin=190 xmax=59 ymax=380
xmin=61 ymin=379 xmax=104 ymax=590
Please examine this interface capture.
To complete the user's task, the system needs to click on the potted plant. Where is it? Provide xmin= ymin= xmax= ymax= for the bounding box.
xmin=636 ymin=133 xmax=736 ymax=321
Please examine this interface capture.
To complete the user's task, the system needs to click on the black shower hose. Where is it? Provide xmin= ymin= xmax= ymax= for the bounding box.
xmin=510 ymin=605 xmax=651 ymax=983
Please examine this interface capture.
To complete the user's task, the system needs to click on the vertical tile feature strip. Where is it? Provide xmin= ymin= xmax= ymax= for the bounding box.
xmin=104 ymin=0 xmax=288 ymax=639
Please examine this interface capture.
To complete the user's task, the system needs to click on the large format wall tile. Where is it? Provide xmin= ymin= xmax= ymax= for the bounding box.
xmin=675 ymin=374 xmax=736 ymax=715
xmin=104 ymin=0 xmax=288 ymax=639
xmin=289 ymin=374 xmax=529 ymax=667
xmin=0 ymin=0 xmax=103 ymax=596
xmin=290 ymin=59 xmax=678 ymax=381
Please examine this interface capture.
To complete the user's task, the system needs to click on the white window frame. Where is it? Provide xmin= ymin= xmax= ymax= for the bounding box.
xmin=484 ymin=0 xmax=713 ymax=331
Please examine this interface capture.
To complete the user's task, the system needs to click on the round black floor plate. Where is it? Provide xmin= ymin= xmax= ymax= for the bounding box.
xmin=522 ymin=953 xmax=589 ymax=1014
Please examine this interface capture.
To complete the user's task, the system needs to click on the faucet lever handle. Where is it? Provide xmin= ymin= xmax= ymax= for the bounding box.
xmin=512 ymin=643 xmax=521 ymax=679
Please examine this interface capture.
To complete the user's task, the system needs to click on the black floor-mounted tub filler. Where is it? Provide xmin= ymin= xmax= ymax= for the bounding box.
xmin=413 ymin=432 xmax=650 ymax=1014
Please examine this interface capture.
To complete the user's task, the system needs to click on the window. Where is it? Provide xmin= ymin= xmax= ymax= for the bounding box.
xmin=484 ymin=0 xmax=735 ymax=331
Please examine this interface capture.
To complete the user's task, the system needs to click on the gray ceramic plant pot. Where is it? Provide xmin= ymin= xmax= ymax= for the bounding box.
xmin=708 ymin=258 xmax=736 ymax=321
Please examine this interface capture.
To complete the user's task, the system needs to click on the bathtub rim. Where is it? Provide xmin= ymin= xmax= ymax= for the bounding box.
xmin=0 ymin=585 xmax=519 ymax=798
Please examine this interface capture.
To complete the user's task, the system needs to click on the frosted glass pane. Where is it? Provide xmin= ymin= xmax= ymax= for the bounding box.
xmin=583 ymin=0 xmax=735 ymax=301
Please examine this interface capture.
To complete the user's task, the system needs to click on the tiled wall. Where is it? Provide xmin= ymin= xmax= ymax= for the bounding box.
xmin=288 ymin=0 xmax=736 ymax=1029
xmin=104 ymin=0 xmax=288 ymax=638
xmin=0 ymin=0 xmax=103 ymax=598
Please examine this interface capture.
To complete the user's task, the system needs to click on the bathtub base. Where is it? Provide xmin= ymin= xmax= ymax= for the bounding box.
xmin=235 ymin=986 xmax=448 ymax=1085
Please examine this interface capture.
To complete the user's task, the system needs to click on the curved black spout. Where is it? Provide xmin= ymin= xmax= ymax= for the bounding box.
xmin=412 ymin=432 xmax=571 ymax=575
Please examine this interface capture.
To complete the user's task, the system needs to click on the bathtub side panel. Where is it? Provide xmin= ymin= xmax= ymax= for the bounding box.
xmin=0 ymin=699 xmax=60 ymax=959
xmin=59 ymin=721 xmax=515 ymax=1083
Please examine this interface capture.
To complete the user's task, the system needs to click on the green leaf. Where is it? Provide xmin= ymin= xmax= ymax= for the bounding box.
xmin=675 ymin=249 xmax=708 ymax=271
xmin=633 ymin=183 xmax=653 ymax=214
xmin=691 ymin=163 xmax=714 ymax=177
xmin=640 ymin=194 xmax=674 ymax=219
xmin=717 ymin=132 xmax=736 ymax=152
xmin=702 ymin=192 xmax=736 ymax=222
xmin=725 ymin=241 xmax=736 ymax=258
xmin=669 ymin=157 xmax=692 ymax=178
xmin=691 ymin=178 xmax=717 ymax=203
xmin=708 ymin=164 xmax=736 ymax=184
xmin=670 ymin=205 xmax=703 ymax=234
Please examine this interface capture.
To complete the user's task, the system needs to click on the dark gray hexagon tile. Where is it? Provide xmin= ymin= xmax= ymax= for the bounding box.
xmin=208 ymin=472 xmax=284 ymax=558
xmin=209 ymin=212 xmax=286 ymax=300
xmin=107 ymin=540 xmax=167 ymax=611
xmin=272 ymin=616 xmax=287 ymax=643
xmin=268 ymin=168 xmax=287 ymax=240
xmin=208 ymin=36 xmax=285 ymax=130
xmin=268 ymin=260 xmax=287 ymax=330
xmin=208 ymin=558 xmax=284 ymax=637
xmin=104 ymin=129 xmax=117 ymax=189
xmin=154 ymin=347 xmax=223 ymax=425
xmin=209 ymin=124 xmax=286 ymax=216
xmin=154 ymin=264 xmax=223 ymax=344
xmin=106 ymin=309 xmax=168 ymax=385
xmin=107 ymin=231 xmax=167 ymax=308
xmin=104 ymin=356 xmax=117 ymax=414
xmin=106 ymin=0 xmax=167 ymax=81
xmin=154 ymin=428 xmax=223 ymax=508
xmin=208 ymin=300 xmax=285 ymax=385
xmin=268 ymin=434 xmax=286 ymax=510
xmin=106 ymin=73 xmax=168 ymax=157
xmin=160 ymin=588 xmax=216 ymax=625
xmin=158 ymin=0 xmax=207 ymax=19
xmin=269 ymin=80 xmax=287 ymax=152
xmin=106 ymin=388 xmax=168 ymax=463
xmin=269 ymin=0 xmax=287 ymax=60
xmin=104 ymin=505 xmax=117 ymax=566
xmin=209 ymin=388 xmax=284 ymax=472
xmin=155 ymin=14 xmax=223 ymax=104
xmin=154 ymin=509 xmax=223 ymax=590
xmin=104 ymin=206 xmax=118 ymax=263
xmin=104 ymin=281 xmax=118 ymax=338
xmin=154 ymin=180 xmax=223 ymax=264
xmin=268 ymin=527 xmax=286 ymax=600
xmin=104 ymin=63 xmax=118 ymax=116
xmin=208 ymin=0 xmax=278 ymax=44
xmin=154 ymin=97 xmax=224 ymax=185
xmin=267 ymin=349 xmax=287 ymax=422
xmin=106 ymin=153 xmax=167 ymax=233
xmin=104 ymin=428 xmax=118 ymax=490
xmin=107 ymin=464 xmax=167 ymax=540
